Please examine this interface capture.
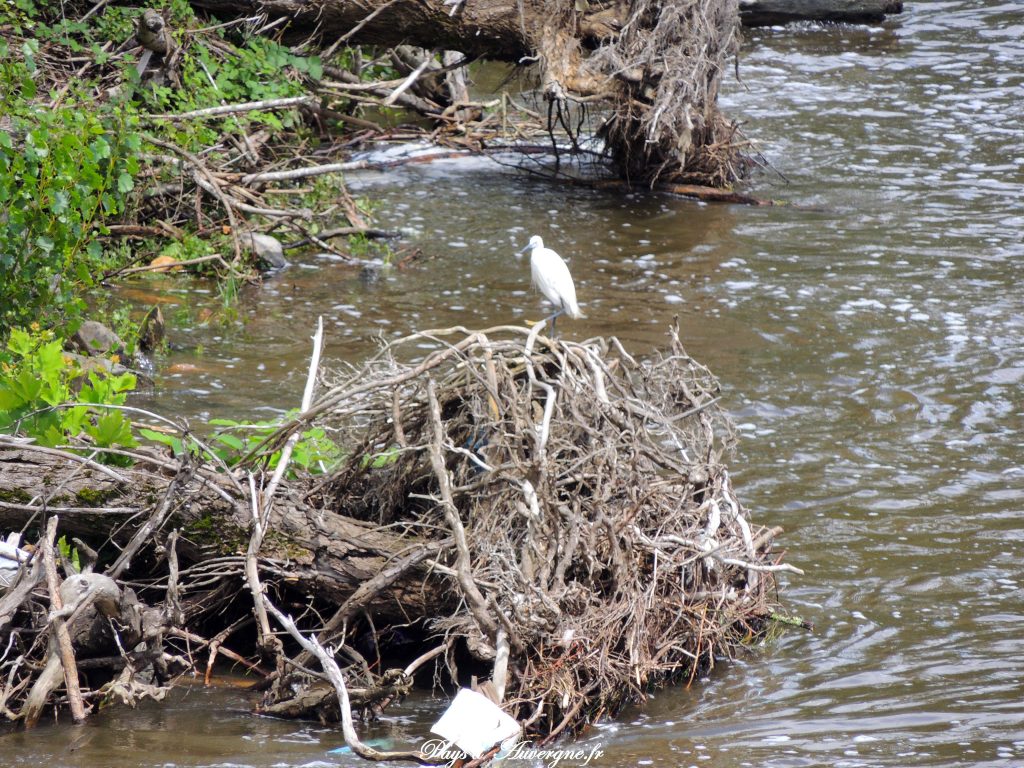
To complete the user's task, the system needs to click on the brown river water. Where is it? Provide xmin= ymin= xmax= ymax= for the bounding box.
xmin=4 ymin=1 xmax=1022 ymax=765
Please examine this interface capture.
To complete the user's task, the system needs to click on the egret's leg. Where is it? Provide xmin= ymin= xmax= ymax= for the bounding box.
xmin=548 ymin=308 xmax=564 ymax=338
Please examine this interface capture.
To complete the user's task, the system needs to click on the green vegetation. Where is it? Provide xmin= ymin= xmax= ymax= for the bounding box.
xmin=0 ymin=2 xmax=386 ymax=473
xmin=0 ymin=327 xmax=137 ymax=464
xmin=0 ymin=0 xmax=360 ymax=340
xmin=0 ymin=38 xmax=140 ymax=333
xmin=139 ymin=415 xmax=341 ymax=476
xmin=57 ymin=535 xmax=82 ymax=573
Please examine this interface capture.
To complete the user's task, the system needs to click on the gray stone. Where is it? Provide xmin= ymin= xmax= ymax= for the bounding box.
xmin=64 ymin=352 xmax=130 ymax=378
xmin=246 ymin=232 xmax=288 ymax=271
xmin=70 ymin=321 xmax=126 ymax=358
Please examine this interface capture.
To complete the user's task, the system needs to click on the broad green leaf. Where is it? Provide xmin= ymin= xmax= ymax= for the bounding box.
xmin=8 ymin=328 xmax=33 ymax=357
xmin=139 ymin=428 xmax=184 ymax=455
xmin=85 ymin=410 xmax=135 ymax=448
xmin=0 ymin=388 xmax=26 ymax=411
xmin=211 ymin=433 xmax=245 ymax=451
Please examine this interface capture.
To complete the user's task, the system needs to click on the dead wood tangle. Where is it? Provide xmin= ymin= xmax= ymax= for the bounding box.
xmin=0 ymin=323 xmax=802 ymax=752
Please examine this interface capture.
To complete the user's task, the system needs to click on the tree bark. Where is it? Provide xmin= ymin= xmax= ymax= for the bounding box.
xmin=191 ymin=0 xmax=529 ymax=60
xmin=0 ymin=446 xmax=444 ymax=621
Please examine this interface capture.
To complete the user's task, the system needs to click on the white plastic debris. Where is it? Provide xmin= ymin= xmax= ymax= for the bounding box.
xmin=430 ymin=688 xmax=521 ymax=759
xmin=0 ymin=532 xmax=29 ymax=589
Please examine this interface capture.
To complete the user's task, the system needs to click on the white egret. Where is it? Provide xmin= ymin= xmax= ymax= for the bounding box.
xmin=518 ymin=235 xmax=583 ymax=336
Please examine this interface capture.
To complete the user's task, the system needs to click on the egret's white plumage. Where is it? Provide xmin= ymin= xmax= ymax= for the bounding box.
xmin=520 ymin=235 xmax=583 ymax=320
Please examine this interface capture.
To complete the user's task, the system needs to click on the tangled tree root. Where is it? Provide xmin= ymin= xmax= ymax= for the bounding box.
xmin=261 ymin=321 xmax=797 ymax=737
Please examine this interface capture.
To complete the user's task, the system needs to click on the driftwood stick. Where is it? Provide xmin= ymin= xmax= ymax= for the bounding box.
xmin=112 ymin=253 xmax=233 ymax=278
xmin=492 ymin=627 xmax=510 ymax=703
xmin=522 ymin=319 xmax=557 ymax=465
xmin=260 ymin=316 xmax=323 ymax=514
xmin=41 ymin=517 xmax=87 ymax=724
xmin=426 ymin=380 xmax=498 ymax=639
xmin=403 ymin=637 xmax=454 ymax=677
xmin=752 ymin=525 xmax=785 ymax=551
xmin=240 ymin=162 xmax=368 ymax=185
xmin=164 ymin=531 xmax=184 ymax=627
xmin=384 ymin=56 xmax=434 ymax=107
xmin=247 ymin=317 xmax=324 ymax=651
xmin=144 ymin=95 xmax=315 ymax=121
xmin=263 ymin=598 xmax=438 ymax=765
xmin=245 ymin=473 xmax=273 ymax=651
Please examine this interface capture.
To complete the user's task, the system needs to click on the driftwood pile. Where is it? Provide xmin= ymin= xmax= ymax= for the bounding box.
xmin=0 ymin=322 xmax=798 ymax=755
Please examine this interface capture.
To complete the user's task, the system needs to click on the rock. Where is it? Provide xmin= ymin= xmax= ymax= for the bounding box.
xmin=70 ymin=321 xmax=126 ymax=358
xmin=246 ymin=232 xmax=288 ymax=271
xmin=64 ymin=352 xmax=131 ymax=379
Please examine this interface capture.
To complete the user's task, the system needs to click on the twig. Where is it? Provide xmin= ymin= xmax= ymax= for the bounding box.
xmin=240 ymin=161 xmax=368 ymax=185
xmin=110 ymin=253 xmax=233 ymax=278
xmin=403 ymin=637 xmax=455 ymax=677
xmin=426 ymin=380 xmax=498 ymax=639
xmin=144 ymin=95 xmax=315 ymax=121
xmin=263 ymin=597 xmax=439 ymax=764
xmin=41 ymin=517 xmax=87 ymax=724
xmin=384 ymin=56 xmax=434 ymax=107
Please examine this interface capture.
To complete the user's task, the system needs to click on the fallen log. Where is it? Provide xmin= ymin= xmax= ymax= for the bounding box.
xmin=0 ymin=441 xmax=445 ymax=620
xmin=190 ymin=0 xmax=742 ymax=186
xmin=739 ymin=0 xmax=904 ymax=26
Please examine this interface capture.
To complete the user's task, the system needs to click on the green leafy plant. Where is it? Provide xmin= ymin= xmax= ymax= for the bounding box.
xmin=361 ymin=445 xmax=401 ymax=468
xmin=139 ymin=413 xmax=341 ymax=476
xmin=57 ymin=535 xmax=82 ymax=573
xmin=0 ymin=327 xmax=137 ymax=464
xmin=347 ymin=232 xmax=394 ymax=265
xmin=0 ymin=40 xmax=141 ymax=336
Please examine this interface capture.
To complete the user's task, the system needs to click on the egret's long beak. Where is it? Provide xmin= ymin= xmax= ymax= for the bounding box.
xmin=517 ymin=243 xmax=531 ymax=254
